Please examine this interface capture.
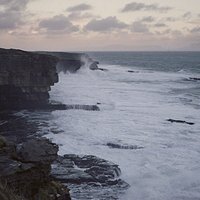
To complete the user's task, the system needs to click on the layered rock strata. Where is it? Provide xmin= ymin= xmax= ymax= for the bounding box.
xmin=0 ymin=136 xmax=71 ymax=200
xmin=0 ymin=48 xmax=58 ymax=110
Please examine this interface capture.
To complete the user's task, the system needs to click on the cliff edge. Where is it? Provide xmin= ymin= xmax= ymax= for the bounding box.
xmin=0 ymin=48 xmax=58 ymax=110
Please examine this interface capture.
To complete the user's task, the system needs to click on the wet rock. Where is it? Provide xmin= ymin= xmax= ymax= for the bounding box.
xmin=107 ymin=142 xmax=144 ymax=150
xmin=16 ymin=138 xmax=58 ymax=164
xmin=52 ymin=154 xmax=128 ymax=187
xmin=89 ymin=61 xmax=99 ymax=70
xmin=189 ymin=77 xmax=200 ymax=81
xmin=127 ymin=70 xmax=138 ymax=73
xmin=51 ymin=166 xmax=95 ymax=184
xmin=35 ymin=104 xmax=100 ymax=111
xmin=52 ymin=155 xmax=129 ymax=200
xmin=64 ymin=104 xmax=100 ymax=111
xmin=88 ymin=59 xmax=108 ymax=72
xmin=167 ymin=119 xmax=195 ymax=125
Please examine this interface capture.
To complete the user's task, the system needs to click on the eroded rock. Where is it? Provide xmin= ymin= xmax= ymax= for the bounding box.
xmin=167 ymin=119 xmax=195 ymax=125
xmin=0 ymin=137 xmax=71 ymax=200
xmin=52 ymin=154 xmax=128 ymax=187
xmin=107 ymin=142 xmax=144 ymax=150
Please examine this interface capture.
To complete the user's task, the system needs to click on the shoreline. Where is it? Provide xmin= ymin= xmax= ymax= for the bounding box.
xmin=0 ymin=48 xmax=128 ymax=199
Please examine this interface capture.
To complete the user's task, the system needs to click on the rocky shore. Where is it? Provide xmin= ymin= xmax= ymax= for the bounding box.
xmin=0 ymin=48 xmax=127 ymax=199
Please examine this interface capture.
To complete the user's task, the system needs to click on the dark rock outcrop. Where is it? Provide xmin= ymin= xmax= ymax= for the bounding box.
xmin=167 ymin=119 xmax=195 ymax=125
xmin=0 ymin=48 xmax=58 ymax=110
xmin=107 ymin=142 xmax=144 ymax=150
xmin=52 ymin=154 xmax=129 ymax=187
xmin=0 ymin=137 xmax=71 ymax=200
xmin=52 ymin=154 xmax=129 ymax=199
xmin=127 ymin=70 xmax=139 ymax=73
xmin=189 ymin=77 xmax=200 ymax=81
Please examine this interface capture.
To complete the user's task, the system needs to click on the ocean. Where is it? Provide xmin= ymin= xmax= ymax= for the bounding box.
xmin=17 ymin=52 xmax=200 ymax=199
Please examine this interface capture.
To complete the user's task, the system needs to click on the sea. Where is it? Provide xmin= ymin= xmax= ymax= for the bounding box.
xmin=16 ymin=52 xmax=200 ymax=200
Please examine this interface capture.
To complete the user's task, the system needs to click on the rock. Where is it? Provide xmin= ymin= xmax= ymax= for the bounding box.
xmin=0 ymin=136 xmax=6 ymax=148
xmin=107 ymin=142 xmax=144 ymax=150
xmin=29 ymin=104 xmax=100 ymax=111
xmin=189 ymin=77 xmax=200 ymax=81
xmin=0 ymin=48 xmax=59 ymax=110
xmin=52 ymin=154 xmax=129 ymax=200
xmin=0 ymin=137 xmax=71 ymax=200
xmin=63 ymin=104 xmax=100 ymax=111
xmin=51 ymin=166 xmax=95 ymax=184
xmin=89 ymin=61 xmax=99 ymax=70
xmin=40 ymin=52 xmax=85 ymax=73
xmin=16 ymin=138 xmax=58 ymax=164
xmin=52 ymin=154 xmax=128 ymax=186
xmin=167 ymin=119 xmax=195 ymax=125
xmin=127 ymin=70 xmax=138 ymax=73
xmin=50 ymin=104 xmax=100 ymax=111
xmin=98 ymin=68 xmax=108 ymax=71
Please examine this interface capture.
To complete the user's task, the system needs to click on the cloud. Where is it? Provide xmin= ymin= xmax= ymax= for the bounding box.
xmin=165 ymin=17 xmax=176 ymax=22
xmin=68 ymin=12 xmax=95 ymax=21
xmin=67 ymin=3 xmax=92 ymax=12
xmin=39 ymin=15 xmax=79 ymax=34
xmin=182 ymin=12 xmax=192 ymax=19
xmin=141 ymin=16 xmax=155 ymax=23
xmin=154 ymin=23 xmax=167 ymax=27
xmin=0 ymin=0 xmax=29 ymax=10
xmin=122 ymin=2 xmax=172 ymax=12
xmin=84 ymin=16 xmax=128 ymax=32
xmin=190 ymin=26 xmax=200 ymax=33
xmin=0 ymin=0 xmax=30 ymax=30
xmin=131 ymin=21 xmax=149 ymax=33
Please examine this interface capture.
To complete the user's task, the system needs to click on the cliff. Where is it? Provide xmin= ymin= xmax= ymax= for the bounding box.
xmin=39 ymin=51 xmax=84 ymax=73
xmin=0 ymin=48 xmax=58 ymax=110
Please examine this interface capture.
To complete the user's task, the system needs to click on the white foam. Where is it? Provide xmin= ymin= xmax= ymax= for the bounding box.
xmin=47 ymin=64 xmax=200 ymax=200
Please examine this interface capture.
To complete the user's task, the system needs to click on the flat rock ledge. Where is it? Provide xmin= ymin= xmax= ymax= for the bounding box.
xmin=0 ymin=136 xmax=71 ymax=200
xmin=51 ymin=154 xmax=129 ymax=199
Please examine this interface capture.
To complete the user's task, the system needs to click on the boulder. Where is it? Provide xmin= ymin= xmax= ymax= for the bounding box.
xmin=16 ymin=138 xmax=58 ymax=164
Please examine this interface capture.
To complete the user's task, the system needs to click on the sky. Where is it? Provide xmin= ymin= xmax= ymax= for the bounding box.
xmin=0 ymin=0 xmax=200 ymax=51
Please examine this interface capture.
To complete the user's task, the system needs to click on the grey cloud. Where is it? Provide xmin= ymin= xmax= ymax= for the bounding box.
xmin=67 ymin=3 xmax=92 ymax=12
xmin=154 ymin=23 xmax=167 ymax=27
xmin=84 ymin=16 xmax=128 ymax=32
xmin=68 ymin=12 xmax=95 ymax=21
xmin=0 ymin=0 xmax=30 ymax=30
xmin=183 ymin=12 xmax=192 ymax=19
xmin=39 ymin=15 xmax=79 ymax=34
xmin=190 ymin=26 xmax=200 ymax=33
xmin=141 ymin=16 xmax=155 ymax=22
xmin=122 ymin=2 xmax=172 ymax=12
xmin=0 ymin=0 xmax=29 ymax=11
xmin=165 ymin=17 xmax=176 ymax=22
xmin=131 ymin=21 xmax=149 ymax=33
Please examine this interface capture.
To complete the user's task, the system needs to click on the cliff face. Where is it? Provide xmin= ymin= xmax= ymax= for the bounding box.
xmin=39 ymin=51 xmax=84 ymax=73
xmin=0 ymin=48 xmax=58 ymax=110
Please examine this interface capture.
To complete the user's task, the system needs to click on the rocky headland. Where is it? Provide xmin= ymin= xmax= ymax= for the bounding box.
xmin=0 ymin=48 xmax=127 ymax=199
